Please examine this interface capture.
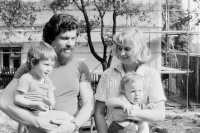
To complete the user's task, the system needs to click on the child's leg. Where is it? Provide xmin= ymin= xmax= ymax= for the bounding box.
xmin=137 ymin=122 xmax=149 ymax=133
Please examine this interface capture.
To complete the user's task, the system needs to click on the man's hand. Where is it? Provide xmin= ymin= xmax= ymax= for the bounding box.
xmin=49 ymin=119 xmax=75 ymax=133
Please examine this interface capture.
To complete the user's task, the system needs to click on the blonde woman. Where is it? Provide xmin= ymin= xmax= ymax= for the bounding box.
xmin=94 ymin=27 xmax=166 ymax=133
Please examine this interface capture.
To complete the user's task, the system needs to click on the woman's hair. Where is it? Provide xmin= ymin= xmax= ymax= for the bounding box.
xmin=112 ymin=27 xmax=151 ymax=64
xmin=43 ymin=14 xmax=79 ymax=44
xmin=120 ymin=72 xmax=143 ymax=94
xmin=26 ymin=41 xmax=57 ymax=69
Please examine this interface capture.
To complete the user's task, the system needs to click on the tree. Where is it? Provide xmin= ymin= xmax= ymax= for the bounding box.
xmin=162 ymin=0 xmax=200 ymax=53
xmin=49 ymin=0 xmax=154 ymax=71
xmin=0 ymin=0 xmax=40 ymax=43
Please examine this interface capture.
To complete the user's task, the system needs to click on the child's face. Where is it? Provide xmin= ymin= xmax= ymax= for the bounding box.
xmin=33 ymin=59 xmax=54 ymax=79
xmin=124 ymin=79 xmax=143 ymax=104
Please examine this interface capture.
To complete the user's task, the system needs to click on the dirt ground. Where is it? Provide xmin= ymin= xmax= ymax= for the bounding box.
xmin=1 ymin=108 xmax=200 ymax=133
xmin=149 ymin=111 xmax=200 ymax=133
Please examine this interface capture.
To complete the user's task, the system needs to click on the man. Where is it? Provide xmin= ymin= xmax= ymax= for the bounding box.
xmin=0 ymin=14 xmax=95 ymax=133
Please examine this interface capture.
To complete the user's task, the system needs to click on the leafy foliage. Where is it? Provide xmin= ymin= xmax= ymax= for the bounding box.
xmin=0 ymin=0 xmax=39 ymax=29
xmin=49 ymin=0 xmax=72 ymax=13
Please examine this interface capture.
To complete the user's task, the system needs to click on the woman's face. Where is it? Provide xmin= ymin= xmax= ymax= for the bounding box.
xmin=116 ymin=42 xmax=137 ymax=65
xmin=51 ymin=30 xmax=77 ymax=65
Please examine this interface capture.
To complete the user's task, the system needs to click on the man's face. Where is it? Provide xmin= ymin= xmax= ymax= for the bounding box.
xmin=51 ymin=30 xmax=77 ymax=65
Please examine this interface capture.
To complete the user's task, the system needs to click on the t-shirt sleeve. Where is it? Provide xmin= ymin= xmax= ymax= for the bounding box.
xmin=95 ymin=69 xmax=109 ymax=102
xmin=147 ymin=69 xmax=167 ymax=103
xmin=46 ymin=78 xmax=56 ymax=93
xmin=16 ymin=74 xmax=31 ymax=94
xmin=79 ymin=61 xmax=91 ymax=82
xmin=14 ymin=63 xmax=30 ymax=79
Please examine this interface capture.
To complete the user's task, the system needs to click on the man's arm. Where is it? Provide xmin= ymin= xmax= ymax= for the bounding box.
xmin=74 ymin=81 xmax=95 ymax=126
xmin=112 ymin=101 xmax=165 ymax=122
xmin=0 ymin=78 xmax=40 ymax=127
xmin=94 ymin=100 xmax=108 ymax=133
xmin=50 ymin=82 xmax=95 ymax=133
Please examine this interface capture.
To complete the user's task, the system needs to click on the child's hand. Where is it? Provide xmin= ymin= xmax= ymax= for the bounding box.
xmin=146 ymin=103 xmax=157 ymax=109
xmin=34 ymin=101 xmax=49 ymax=111
xmin=121 ymin=102 xmax=134 ymax=115
xmin=49 ymin=100 xmax=55 ymax=110
xmin=42 ymin=97 xmax=54 ymax=110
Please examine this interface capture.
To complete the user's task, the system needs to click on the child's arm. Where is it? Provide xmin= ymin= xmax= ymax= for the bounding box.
xmin=14 ymin=90 xmax=49 ymax=111
xmin=47 ymin=92 xmax=55 ymax=110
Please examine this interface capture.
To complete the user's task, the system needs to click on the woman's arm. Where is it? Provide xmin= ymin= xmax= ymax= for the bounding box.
xmin=94 ymin=100 xmax=108 ymax=133
xmin=112 ymin=101 xmax=165 ymax=122
xmin=106 ymin=97 xmax=124 ymax=108
xmin=0 ymin=78 xmax=40 ymax=127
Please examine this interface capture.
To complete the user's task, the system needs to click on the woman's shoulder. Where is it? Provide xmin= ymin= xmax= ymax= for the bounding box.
xmin=140 ymin=65 xmax=160 ymax=74
xmin=138 ymin=65 xmax=161 ymax=80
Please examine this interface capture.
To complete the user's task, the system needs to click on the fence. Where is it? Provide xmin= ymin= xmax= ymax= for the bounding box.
xmin=0 ymin=68 xmax=17 ymax=89
xmin=167 ymin=53 xmax=200 ymax=103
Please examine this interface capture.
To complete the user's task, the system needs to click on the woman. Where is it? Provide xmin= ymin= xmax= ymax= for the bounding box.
xmin=94 ymin=27 xmax=166 ymax=133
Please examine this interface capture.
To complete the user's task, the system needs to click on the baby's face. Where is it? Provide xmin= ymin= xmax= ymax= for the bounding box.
xmin=124 ymin=80 xmax=144 ymax=104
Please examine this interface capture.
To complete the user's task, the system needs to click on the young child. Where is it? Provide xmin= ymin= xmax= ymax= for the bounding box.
xmin=106 ymin=72 xmax=157 ymax=133
xmin=14 ymin=42 xmax=74 ymax=121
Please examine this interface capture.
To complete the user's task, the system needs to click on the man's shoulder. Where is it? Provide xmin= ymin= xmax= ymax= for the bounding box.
xmin=70 ymin=58 xmax=86 ymax=66
xmin=19 ymin=73 xmax=33 ymax=82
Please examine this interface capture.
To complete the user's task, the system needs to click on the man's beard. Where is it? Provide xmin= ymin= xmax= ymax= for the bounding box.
xmin=57 ymin=47 xmax=74 ymax=66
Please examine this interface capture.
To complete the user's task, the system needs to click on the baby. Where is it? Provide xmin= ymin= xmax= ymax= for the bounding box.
xmin=106 ymin=72 xmax=157 ymax=133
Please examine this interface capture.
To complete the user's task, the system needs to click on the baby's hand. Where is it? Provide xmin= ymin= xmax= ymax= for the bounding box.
xmin=121 ymin=102 xmax=134 ymax=115
xmin=146 ymin=103 xmax=157 ymax=109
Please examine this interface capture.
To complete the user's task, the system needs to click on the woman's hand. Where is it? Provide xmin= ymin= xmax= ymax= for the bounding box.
xmin=146 ymin=103 xmax=157 ymax=109
xmin=49 ymin=119 xmax=75 ymax=133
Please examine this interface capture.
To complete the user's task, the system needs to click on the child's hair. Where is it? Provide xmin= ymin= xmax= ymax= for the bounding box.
xmin=121 ymin=72 xmax=143 ymax=91
xmin=26 ymin=41 xmax=57 ymax=69
xmin=112 ymin=27 xmax=151 ymax=64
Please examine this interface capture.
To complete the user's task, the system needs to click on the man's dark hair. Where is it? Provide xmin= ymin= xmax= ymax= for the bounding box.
xmin=43 ymin=14 xmax=79 ymax=45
